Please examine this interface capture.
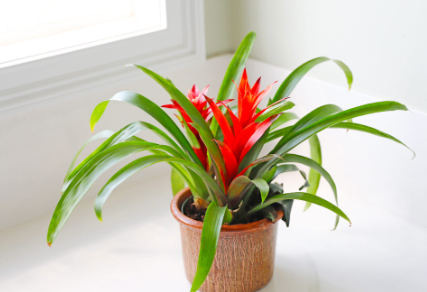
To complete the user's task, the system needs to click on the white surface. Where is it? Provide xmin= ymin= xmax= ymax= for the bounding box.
xmin=205 ymin=0 xmax=427 ymax=112
xmin=1 ymin=55 xmax=426 ymax=291
xmin=0 ymin=175 xmax=426 ymax=292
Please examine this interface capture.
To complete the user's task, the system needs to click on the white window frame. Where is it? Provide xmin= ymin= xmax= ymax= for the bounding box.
xmin=0 ymin=0 xmax=205 ymax=115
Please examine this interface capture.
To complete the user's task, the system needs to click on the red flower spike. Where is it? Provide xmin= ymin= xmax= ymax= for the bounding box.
xmin=233 ymin=122 xmax=258 ymax=158
xmin=225 ymin=106 xmax=242 ymax=136
xmin=214 ymin=140 xmax=238 ymax=191
xmin=239 ymin=115 xmax=278 ymax=162
xmin=251 ymin=77 xmax=261 ymax=96
xmin=193 ymin=143 xmax=208 ymax=170
xmin=239 ymin=69 xmax=250 ymax=96
xmin=163 ymin=75 xmax=283 ymax=191
xmin=187 ymin=85 xmax=199 ymax=100
xmin=239 ymin=96 xmax=256 ymax=128
xmin=161 ymin=104 xmax=176 ymax=109
xmin=251 ymin=81 xmax=277 ymax=111
xmin=204 ymin=95 xmax=235 ymax=148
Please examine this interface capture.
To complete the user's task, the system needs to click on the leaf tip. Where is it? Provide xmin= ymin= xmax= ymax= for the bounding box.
xmin=47 ymin=241 xmax=52 ymax=247
xmin=248 ymin=31 xmax=257 ymax=39
xmin=95 ymin=210 xmax=103 ymax=222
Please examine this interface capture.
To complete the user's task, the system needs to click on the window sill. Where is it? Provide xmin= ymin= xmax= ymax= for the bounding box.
xmin=1 ymin=175 xmax=426 ymax=291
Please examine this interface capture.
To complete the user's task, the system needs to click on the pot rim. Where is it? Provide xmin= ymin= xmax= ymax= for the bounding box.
xmin=171 ymin=187 xmax=284 ymax=233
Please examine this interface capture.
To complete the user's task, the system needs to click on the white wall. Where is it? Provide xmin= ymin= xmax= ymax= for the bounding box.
xmin=204 ymin=0 xmax=233 ymax=56
xmin=205 ymin=0 xmax=427 ymax=113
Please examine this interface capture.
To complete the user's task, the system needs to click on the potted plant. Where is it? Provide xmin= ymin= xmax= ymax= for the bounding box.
xmin=47 ymin=32 xmax=412 ymax=292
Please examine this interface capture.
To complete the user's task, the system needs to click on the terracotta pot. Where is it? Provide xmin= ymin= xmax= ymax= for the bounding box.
xmin=171 ymin=188 xmax=283 ymax=292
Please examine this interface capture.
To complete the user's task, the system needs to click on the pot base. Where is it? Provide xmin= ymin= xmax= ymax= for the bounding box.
xmin=180 ymin=223 xmax=278 ymax=292
xmin=171 ymin=188 xmax=282 ymax=292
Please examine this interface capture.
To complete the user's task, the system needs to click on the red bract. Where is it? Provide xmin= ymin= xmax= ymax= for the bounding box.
xmin=162 ymin=85 xmax=231 ymax=170
xmin=205 ymin=69 xmax=280 ymax=191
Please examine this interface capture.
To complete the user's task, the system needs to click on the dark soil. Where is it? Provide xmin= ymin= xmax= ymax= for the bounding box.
xmin=182 ymin=197 xmax=272 ymax=224
xmin=183 ymin=197 xmax=206 ymax=222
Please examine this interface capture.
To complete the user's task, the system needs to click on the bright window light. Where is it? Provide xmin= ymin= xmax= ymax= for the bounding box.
xmin=0 ymin=0 xmax=167 ymax=66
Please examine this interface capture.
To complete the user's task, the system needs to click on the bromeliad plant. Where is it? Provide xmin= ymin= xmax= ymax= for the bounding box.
xmin=47 ymin=32 xmax=412 ymax=291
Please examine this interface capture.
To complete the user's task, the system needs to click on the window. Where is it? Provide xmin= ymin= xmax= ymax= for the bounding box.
xmin=0 ymin=0 xmax=167 ymax=66
xmin=0 ymin=0 xmax=205 ymax=114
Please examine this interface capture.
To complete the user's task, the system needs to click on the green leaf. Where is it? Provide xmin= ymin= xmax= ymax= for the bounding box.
xmin=281 ymin=154 xmax=337 ymax=207
xmin=191 ymin=201 xmax=227 ymax=292
xmin=267 ymin=164 xmax=309 ymax=190
xmin=49 ymin=142 xmax=227 ymax=245
xmin=63 ymin=121 xmax=156 ymax=193
xmin=238 ymin=129 xmax=270 ymax=173
xmin=49 ymin=141 xmax=166 ymax=245
xmin=271 ymin=57 xmax=353 ymax=104
xmin=89 ymin=91 xmax=202 ymax=167
xmin=246 ymin=192 xmax=351 ymax=225
xmin=255 ymin=101 xmax=295 ymax=123
xmin=281 ymin=200 xmax=294 ymax=227
xmin=94 ymin=153 xmax=224 ymax=221
xmin=64 ymin=130 xmax=115 ymax=183
xmin=211 ymin=31 xmax=257 ymax=136
xmin=255 ymin=101 xmax=409 ymax=181
xmin=272 ymin=104 xmax=342 ymax=151
xmin=183 ymin=120 xmax=201 ymax=149
xmin=277 ymin=102 xmax=408 ymax=156
xmin=90 ymin=101 xmax=109 ymax=132
xmin=131 ymin=136 xmax=206 ymax=200
xmin=262 ymin=165 xmax=277 ymax=183
xmin=266 ymin=126 xmax=292 ymax=142
xmin=331 ymin=122 xmax=415 ymax=158
xmin=251 ymin=178 xmax=269 ymax=204
xmin=94 ymin=154 xmax=196 ymax=220
xmin=136 ymin=121 xmax=189 ymax=159
xmin=131 ymin=65 xmax=213 ymax=140
xmin=227 ymin=176 xmax=271 ymax=208
xmin=257 ymin=205 xmax=281 ymax=222
xmin=217 ymin=32 xmax=256 ymax=102
xmin=240 ymin=154 xmax=284 ymax=176
xmin=171 ymin=167 xmax=186 ymax=196
xmin=223 ymin=207 xmax=233 ymax=224
xmin=305 ymin=135 xmax=322 ymax=210
xmin=270 ymin=112 xmax=298 ymax=130
xmin=164 ymin=159 xmax=227 ymax=207
xmin=226 ymin=175 xmax=252 ymax=209
xmin=191 ymin=123 xmax=226 ymax=179
xmin=252 ymin=183 xmax=294 ymax=226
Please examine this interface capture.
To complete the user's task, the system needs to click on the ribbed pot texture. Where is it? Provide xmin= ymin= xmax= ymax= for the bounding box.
xmin=171 ymin=188 xmax=283 ymax=292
